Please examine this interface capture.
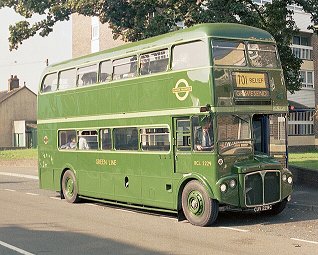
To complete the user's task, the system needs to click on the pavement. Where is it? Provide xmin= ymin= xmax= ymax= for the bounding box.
xmin=288 ymin=166 xmax=318 ymax=212
xmin=289 ymin=183 xmax=318 ymax=212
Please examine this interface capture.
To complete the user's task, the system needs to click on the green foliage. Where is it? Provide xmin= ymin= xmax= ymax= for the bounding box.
xmin=1 ymin=0 xmax=318 ymax=92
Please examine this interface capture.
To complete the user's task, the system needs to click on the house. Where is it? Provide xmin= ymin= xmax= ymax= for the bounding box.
xmin=0 ymin=75 xmax=37 ymax=148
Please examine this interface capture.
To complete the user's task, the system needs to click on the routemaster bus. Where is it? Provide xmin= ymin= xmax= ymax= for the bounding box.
xmin=38 ymin=23 xmax=293 ymax=226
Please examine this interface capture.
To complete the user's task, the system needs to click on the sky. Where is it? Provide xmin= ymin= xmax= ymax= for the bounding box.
xmin=0 ymin=8 xmax=72 ymax=93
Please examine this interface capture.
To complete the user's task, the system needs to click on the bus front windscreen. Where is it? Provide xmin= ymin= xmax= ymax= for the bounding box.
xmin=212 ymin=40 xmax=280 ymax=68
xmin=217 ymin=114 xmax=252 ymax=155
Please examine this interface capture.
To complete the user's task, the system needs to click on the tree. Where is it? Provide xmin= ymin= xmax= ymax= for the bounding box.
xmin=1 ymin=0 xmax=318 ymax=93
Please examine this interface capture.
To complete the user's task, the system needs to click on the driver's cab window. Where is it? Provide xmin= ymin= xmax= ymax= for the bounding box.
xmin=192 ymin=115 xmax=214 ymax=151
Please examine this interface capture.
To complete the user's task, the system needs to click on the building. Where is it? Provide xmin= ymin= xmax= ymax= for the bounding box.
xmin=0 ymin=75 xmax=37 ymax=148
xmin=72 ymin=14 xmax=124 ymax=58
xmin=286 ymin=4 xmax=318 ymax=149
xmin=72 ymin=4 xmax=318 ymax=149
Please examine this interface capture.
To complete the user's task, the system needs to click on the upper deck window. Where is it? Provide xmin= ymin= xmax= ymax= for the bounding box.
xmin=77 ymin=65 xmax=98 ymax=86
xmin=212 ymin=40 xmax=246 ymax=66
xmin=113 ymin=56 xmax=137 ymax=80
xmin=140 ymin=49 xmax=169 ymax=75
xmin=59 ymin=69 xmax=76 ymax=90
xmin=41 ymin=73 xmax=58 ymax=93
xmin=100 ymin=60 xmax=113 ymax=83
xmin=172 ymin=41 xmax=209 ymax=70
xmin=248 ymin=43 xmax=279 ymax=68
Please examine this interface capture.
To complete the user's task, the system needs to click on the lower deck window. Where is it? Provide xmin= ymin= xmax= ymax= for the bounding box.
xmin=114 ymin=127 xmax=138 ymax=150
xmin=101 ymin=128 xmax=112 ymax=150
xmin=78 ymin=130 xmax=98 ymax=150
xmin=140 ymin=128 xmax=170 ymax=151
xmin=59 ymin=130 xmax=77 ymax=149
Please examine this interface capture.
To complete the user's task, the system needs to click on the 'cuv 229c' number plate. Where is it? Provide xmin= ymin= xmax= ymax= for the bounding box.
xmin=253 ymin=204 xmax=272 ymax=212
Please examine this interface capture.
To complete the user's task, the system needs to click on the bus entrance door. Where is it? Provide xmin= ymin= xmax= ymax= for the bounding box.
xmin=173 ymin=118 xmax=192 ymax=174
xmin=252 ymin=115 xmax=269 ymax=154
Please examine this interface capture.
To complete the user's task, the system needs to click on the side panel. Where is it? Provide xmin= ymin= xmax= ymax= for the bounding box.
xmin=38 ymin=126 xmax=56 ymax=190
xmin=141 ymin=153 xmax=174 ymax=209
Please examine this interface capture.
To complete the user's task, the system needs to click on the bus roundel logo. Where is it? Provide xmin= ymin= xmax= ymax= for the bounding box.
xmin=172 ymin=79 xmax=192 ymax=101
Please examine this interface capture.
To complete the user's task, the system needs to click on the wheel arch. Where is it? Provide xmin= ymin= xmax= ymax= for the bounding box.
xmin=176 ymin=174 xmax=215 ymax=212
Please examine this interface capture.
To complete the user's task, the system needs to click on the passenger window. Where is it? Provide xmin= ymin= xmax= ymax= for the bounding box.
xmin=140 ymin=128 xmax=170 ymax=151
xmin=172 ymin=41 xmax=209 ymax=70
xmin=140 ymin=49 xmax=169 ymax=75
xmin=114 ymin=127 xmax=138 ymax=150
xmin=100 ymin=61 xmax=113 ymax=83
xmin=59 ymin=130 xmax=77 ymax=150
xmin=59 ymin=69 xmax=76 ymax=90
xmin=113 ymin=56 xmax=137 ymax=80
xmin=176 ymin=119 xmax=191 ymax=151
xmin=78 ymin=130 xmax=98 ymax=150
xmin=77 ymin=65 xmax=97 ymax=86
xmin=101 ymin=128 xmax=112 ymax=150
xmin=212 ymin=40 xmax=246 ymax=66
xmin=41 ymin=73 xmax=58 ymax=93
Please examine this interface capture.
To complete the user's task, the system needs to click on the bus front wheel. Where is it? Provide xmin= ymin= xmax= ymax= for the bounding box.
xmin=62 ymin=170 xmax=80 ymax=203
xmin=181 ymin=180 xmax=218 ymax=226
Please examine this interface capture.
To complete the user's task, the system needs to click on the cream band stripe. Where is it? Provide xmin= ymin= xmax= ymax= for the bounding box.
xmin=38 ymin=108 xmax=202 ymax=125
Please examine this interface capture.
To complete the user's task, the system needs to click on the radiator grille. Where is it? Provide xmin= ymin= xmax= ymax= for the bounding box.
xmin=245 ymin=171 xmax=281 ymax=207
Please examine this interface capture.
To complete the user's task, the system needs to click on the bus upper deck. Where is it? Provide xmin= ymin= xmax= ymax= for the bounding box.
xmin=38 ymin=23 xmax=287 ymax=123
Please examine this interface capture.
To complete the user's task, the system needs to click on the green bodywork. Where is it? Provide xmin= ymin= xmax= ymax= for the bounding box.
xmin=38 ymin=23 xmax=292 ymax=213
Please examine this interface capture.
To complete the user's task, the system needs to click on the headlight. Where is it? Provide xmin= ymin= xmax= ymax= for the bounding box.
xmin=287 ymin=176 xmax=293 ymax=184
xmin=220 ymin=183 xmax=227 ymax=193
xmin=282 ymin=174 xmax=287 ymax=182
xmin=229 ymin=179 xmax=236 ymax=189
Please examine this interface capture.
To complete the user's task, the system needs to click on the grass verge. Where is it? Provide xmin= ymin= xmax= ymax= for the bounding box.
xmin=0 ymin=149 xmax=37 ymax=160
xmin=289 ymin=150 xmax=318 ymax=171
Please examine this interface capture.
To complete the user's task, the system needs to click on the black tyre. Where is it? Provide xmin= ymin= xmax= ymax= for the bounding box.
xmin=264 ymin=199 xmax=288 ymax=216
xmin=181 ymin=180 xmax=219 ymax=226
xmin=61 ymin=170 xmax=80 ymax=203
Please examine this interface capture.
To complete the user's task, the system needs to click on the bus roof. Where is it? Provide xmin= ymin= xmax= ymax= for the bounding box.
xmin=47 ymin=23 xmax=275 ymax=72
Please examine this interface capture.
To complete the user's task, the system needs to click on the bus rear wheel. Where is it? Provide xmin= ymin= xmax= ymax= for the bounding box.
xmin=62 ymin=170 xmax=80 ymax=203
xmin=181 ymin=180 xmax=218 ymax=226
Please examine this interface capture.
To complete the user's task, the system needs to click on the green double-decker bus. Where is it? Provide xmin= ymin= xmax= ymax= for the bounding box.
xmin=38 ymin=23 xmax=293 ymax=226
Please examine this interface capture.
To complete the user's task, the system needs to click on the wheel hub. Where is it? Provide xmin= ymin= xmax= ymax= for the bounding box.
xmin=188 ymin=191 xmax=204 ymax=216
xmin=66 ymin=178 xmax=74 ymax=197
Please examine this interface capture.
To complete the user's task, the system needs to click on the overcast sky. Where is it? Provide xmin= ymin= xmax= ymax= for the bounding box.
xmin=0 ymin=8 xmax=72 ymax=93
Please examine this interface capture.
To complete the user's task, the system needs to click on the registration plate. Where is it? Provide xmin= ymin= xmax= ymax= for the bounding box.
xmin=233 ymin=72 xmax=267 ymax=88
xmin=253 ymin=205 xmax=272 ymax=212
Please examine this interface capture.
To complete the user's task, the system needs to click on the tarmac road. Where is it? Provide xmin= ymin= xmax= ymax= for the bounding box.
xmin=0 ymin=164 xmax=317 ymax=255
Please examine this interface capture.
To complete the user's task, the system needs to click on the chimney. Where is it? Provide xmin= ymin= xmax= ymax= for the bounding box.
xmin=8 ymin=75 xmax=19 ymax=91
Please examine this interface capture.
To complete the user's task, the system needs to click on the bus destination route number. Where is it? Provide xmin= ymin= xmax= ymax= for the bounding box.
xmin=233 ymin=72 xmax=267 ymax=88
